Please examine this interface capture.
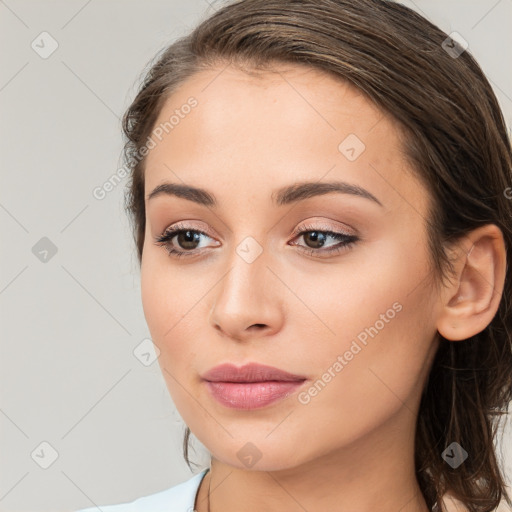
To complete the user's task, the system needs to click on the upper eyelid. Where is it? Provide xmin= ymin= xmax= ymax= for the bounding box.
xmin=162 ymin=222 xmax=213 ymax=237
xmin=292 ymin=221 xmax=355 ymax=236
xmin=164 ymin=218 xmax=354 ymax=235
xmin=160 ymin=223 xmax=354 ymax=244
xmin=164 ymin=226 xmax=347 ymax=236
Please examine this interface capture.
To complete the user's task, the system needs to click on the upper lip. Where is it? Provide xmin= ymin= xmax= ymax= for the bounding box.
xmin=201 ymin=363 xmax=307 ymax=383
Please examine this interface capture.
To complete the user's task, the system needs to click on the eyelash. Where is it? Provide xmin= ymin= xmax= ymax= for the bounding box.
xmin=153 ymin=222 xmax=359 ymax=260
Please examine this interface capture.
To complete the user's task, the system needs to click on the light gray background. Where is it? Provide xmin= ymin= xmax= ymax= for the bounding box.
xmin=1 ymin=1 xmax=511 ymax=511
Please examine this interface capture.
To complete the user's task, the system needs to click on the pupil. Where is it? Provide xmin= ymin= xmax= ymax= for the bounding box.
xmin=179 ymin=230 xmax=199 ymax=249
xmin=307 ymin=231 xmax=326 ymax=248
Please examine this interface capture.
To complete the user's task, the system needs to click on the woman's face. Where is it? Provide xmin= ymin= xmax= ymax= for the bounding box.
xmin=141 ymin=63 xmax=442 ymax=470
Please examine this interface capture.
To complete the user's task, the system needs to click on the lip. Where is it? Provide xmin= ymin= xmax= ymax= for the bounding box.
xmin=201 ymin=363 xmax=307 ymax=410
xmin=201 ymin=363 xmax=306 ymax=383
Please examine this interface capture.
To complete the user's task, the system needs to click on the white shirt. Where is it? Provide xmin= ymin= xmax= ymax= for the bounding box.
xmin=75 ymin=469 xmax=512 ymax=512
xmin=76 ymin=468 xmax=209 ymax=512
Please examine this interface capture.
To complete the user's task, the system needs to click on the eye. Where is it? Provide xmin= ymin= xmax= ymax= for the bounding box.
xmin=290 ymin=222 xmax=359 ymax=258
xmin=154 ymin=222 xmax=359 ymax=260
xmin=153 ymin=223 xmax=219 ymax=259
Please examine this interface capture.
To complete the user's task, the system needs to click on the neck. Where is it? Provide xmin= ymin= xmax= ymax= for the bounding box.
xmin=195 ymin=403 xmax=431 ymax=512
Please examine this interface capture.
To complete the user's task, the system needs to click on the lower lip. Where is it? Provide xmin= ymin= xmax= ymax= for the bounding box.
xmin=204 ymin=380 xmax=306 ymax=409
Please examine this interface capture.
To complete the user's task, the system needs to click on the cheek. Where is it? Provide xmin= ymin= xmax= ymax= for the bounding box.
xmin=140 ymin=256 xmax=204 ymax=421
xmin=141 ymin=254 xmax=169 ymax=340
xmin=289 ymin=233 xmax=432 ymax=354
xmin=292 ymin=238 xmax=437 ymax=436
xmin=141 ymin=248 xmax=197 ymax=337
xmin=140 ymin=249 xmax=218 ymax=403
xmin=140 ymin=252 xmax=196 ymax=367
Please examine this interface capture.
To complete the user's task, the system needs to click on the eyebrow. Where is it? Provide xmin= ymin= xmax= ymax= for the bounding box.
xmin=146 ymin=180 xmax=384 ymax=208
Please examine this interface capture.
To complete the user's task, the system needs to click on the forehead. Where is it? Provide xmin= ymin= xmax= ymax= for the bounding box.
xmin=151 ymin=63 xmax=388 ymax=142
xmin=143 ymin=63 xmax=425 ymax=214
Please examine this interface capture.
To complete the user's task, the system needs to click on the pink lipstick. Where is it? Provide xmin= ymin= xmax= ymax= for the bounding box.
xmin=201 ymin=363 xmax=307 ymax=410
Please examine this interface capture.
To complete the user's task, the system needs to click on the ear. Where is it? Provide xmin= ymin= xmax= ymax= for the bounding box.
xmin=436 ymin=224 xmax=507 ymax=341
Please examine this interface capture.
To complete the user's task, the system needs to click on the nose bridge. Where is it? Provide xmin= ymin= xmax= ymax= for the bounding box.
xmin=221 ymin=234 xmax=270 ymax=303
xmin=209 ymin=232 xmax=282 ymax=337
xmin=222 ymin=203 xmax=272 ymax=283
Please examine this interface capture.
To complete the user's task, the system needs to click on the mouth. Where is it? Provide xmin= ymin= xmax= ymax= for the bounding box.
xmin=201 ymin=363 xmax=307 ymax=410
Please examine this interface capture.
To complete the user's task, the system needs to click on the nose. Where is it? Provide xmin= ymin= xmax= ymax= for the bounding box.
xmin=208 ymin=243 xmax=284 ymax=342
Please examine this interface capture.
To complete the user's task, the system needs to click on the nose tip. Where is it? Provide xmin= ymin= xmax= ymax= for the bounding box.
xmin=208 ymin=254 xmax=284 ymax=341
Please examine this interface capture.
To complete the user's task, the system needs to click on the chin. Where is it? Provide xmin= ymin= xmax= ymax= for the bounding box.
xmin=203 ymin=435 xmax=309 ymax=472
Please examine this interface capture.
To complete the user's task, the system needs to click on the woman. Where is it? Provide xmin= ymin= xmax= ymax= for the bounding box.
xmin=77 ymin=0 xmax=512 ymax=510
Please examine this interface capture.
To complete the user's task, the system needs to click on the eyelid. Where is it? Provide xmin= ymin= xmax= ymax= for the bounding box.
xmin=162 ymin=221 xmax=216 ymax=239
xmin=291 ymin=219 xmax=356 ymax=237
xmin=160 ymin=219 xmax=356 ymax=241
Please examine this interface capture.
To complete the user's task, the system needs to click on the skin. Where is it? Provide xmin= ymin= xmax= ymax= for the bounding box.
xmin=140 ymin=62 xmax=507 ymax=512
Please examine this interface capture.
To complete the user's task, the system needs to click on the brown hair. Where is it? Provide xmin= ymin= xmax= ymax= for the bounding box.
xmin=121 ymin=1 xmax=512 ymax=511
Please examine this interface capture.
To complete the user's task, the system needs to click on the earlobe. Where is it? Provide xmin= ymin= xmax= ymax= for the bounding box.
xmin=436 ymin=224 xmax=507 ymax=342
